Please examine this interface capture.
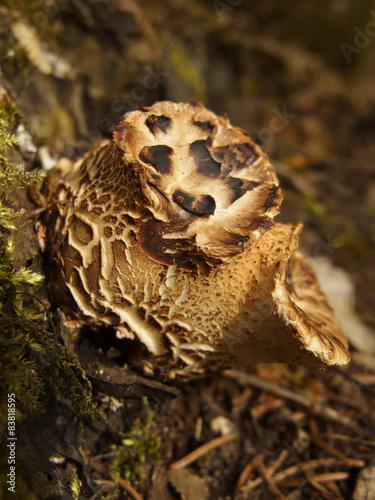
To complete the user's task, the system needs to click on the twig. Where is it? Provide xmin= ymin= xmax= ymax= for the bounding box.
xmin=309 ymin=471 xmax=349 ymax=483
xmin=225 ymin=370 xmax=367 ymax=436
xmin=90 ymin=461 xmax=142 ymax=499
xmin=118 ymin=476 xmax=143 ymax=500
xmin=225 ymin=370 xmax=310 ymax=407
xmin=236 ymin=449 xmax=290 ymax=495
xmin=235 ymin=456 xmax=260 ymax=494
xmin=308 ymin=471 xmax=348 ymax=499
xmin=88 ymin=485 xmax=108 ymax=500
xmin=169 ymin=433 xmax=238 ymax=469
xmin=254 ymin=454 xmax=288 ymax=500
xmin=242 ymin=457 xmax=364 ymax=492
xmin=268 ymin=449 xmax=290 ymax=476
xmin=307 ymin=479 xmax=340 ymax=500
xmin=308 ymin=416 xmax=348 ymax=461
xmin=321 ymin=433 xmax=375 ymax=447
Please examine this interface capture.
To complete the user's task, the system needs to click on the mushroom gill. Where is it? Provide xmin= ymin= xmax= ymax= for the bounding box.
xmin=39 ymin=100 xmax=350 ymax=376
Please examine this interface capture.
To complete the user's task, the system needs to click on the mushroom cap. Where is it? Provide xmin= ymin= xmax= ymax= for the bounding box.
xmin=274 ymin=250 xmax=350 ymax=366
xmin=114 ymin=101 xmax=281 ymax=268
xmin=40 ymin=100 xmax=350 ymax=375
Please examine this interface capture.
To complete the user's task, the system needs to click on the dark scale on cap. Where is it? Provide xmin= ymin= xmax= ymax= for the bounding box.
xmin=193 ymin=120 xmax=214 ymax=133
xmin=190 ymin=140 xmax=221 ymax=176
xmin=258 ymin=218 xmax=275 ymax=230
xmin=139 ymin=145 xmax=174 ymax=174
xmin=210 ymin=146 xmax=227 ymax=163
xmin=223 ymin=177 xmax=260 ymax=204
xmin=264 ymin=185 xmax=281 ymax=211
xmin=173 ymin=189 xmax=216 ymax=216
xmin=136 ymin=105 xmax=150 ymax=112
xmin=137 ymin=219 xmax=198 ymax=271
xmin=213 ymin=143 xmax=259 ymax=175
xmin=224 ymin=177 xmax=245 ymax=204
xmin=145 ymin=114 xmax=171 ymax=135
xmin=229 ymin=143 xmax=258 ymax=170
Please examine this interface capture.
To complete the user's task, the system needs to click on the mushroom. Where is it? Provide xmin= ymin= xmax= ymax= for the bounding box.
xmin=39 ymin=101 xmax=350 ymax=376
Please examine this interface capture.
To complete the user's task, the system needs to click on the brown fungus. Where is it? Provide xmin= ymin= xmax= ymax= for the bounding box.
xmin=39 ymin=101 xmax=350 ymax=376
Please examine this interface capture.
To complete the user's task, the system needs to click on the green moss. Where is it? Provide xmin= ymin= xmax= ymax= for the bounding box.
xmin=111 ymin=397 xmax=161 ymax=485
xmin=333 ymin=219 xmax=370 ymax=269
xmin=69 ymin=477 xmax=80 ymax=500
xmin=164 ymin=36 xmax=206 ymax=102
xmin=300 ymin=195 xmax=326 ymax=217
xmin=0 ymin=31 xmax=31 ymax=79
xmin=0 ymin=90 xmax=104 ymax=427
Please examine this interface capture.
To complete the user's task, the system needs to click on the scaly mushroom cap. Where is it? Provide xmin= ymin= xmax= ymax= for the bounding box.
xmin=39 ymin=100 xmax=350 ymax=376
xmin=113 ymin=101 xmax=281 ymax=269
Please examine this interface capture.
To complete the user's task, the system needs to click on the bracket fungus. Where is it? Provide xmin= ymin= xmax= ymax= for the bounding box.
xmin=39 ymin=101 xmax=350 ymax=376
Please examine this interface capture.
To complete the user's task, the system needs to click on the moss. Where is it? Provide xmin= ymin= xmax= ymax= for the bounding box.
xmin=0 ymin=89 xmax=104 ymax=428
xmin=333 ymin=219 xmax=370 ymax=269
xmin=164 ymin=36 xmax=206 ymax=102
xmin=69 ymin=477 xmax=80 ymax=500
xmin=300 ymin=195 xmax=326 ymax=217
xmin=0 ymin=30 xmax=31 ymax=79
xmin=110 ymin=397 xmax=161 ymax=485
